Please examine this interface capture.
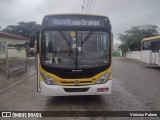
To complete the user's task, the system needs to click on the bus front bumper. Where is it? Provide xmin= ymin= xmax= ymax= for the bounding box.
xmin=40 ymin=80 xmax=112 ymax=96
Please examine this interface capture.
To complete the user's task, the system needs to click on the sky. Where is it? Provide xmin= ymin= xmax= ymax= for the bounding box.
xmin=0 ymin=0 xmax=160 ymax=43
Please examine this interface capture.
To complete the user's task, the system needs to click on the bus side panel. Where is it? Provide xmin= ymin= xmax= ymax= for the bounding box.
xmin=37 ymin=54 xmax=41 ymax=92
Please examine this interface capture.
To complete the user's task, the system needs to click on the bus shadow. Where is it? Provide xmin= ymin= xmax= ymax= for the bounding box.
xmin=45 ymin=95 xmax=108 ymax=110
xmin=144 ymin=66 xmax=160 ymax=70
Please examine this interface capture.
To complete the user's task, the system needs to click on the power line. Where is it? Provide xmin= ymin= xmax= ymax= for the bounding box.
xmin=82 ymin=0 xmax=96 ymax=14
xmin=89 ymin=0 xmax=96 ymax=13
xmin=81 ymin=0 xmax=85 ymax=13
xmin=87 ymin=0 xmax=93 ymax=13
xmin=85 ymin=0 xmax=89 ymax=13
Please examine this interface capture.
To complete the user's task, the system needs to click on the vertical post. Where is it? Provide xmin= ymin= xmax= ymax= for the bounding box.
xmin=154 ymin=51 xmax=156 ymax=64
xmin=25 ymin=47 xmax=28 ymax=71
xmin=37 ymin=53 xmax=41 ymax=92
xmin=149 ymin=50 xmax=152 ymax=64
xmin=140 ymin=42 xmax=142 ymax=62
xmin=6 ymin=44 xmax=9 ymax=78
xmin=158 ymin=50 xmax=160 ymax=66
xmin=35 ymin=47 xmax=37 ymax=69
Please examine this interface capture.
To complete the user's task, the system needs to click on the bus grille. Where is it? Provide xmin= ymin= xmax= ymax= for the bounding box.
xmin=60 ymin=80 xmax=94 ymax=86
xmin=64 ymin=88 xmax=89 ymax=92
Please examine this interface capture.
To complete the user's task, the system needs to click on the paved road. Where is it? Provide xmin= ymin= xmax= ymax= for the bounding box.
xmin=0 ymin=57 xmax=160 ymax=120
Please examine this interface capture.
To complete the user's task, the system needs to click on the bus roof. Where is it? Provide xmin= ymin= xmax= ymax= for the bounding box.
xmin=142 ymin=36 xmax=160 ymax=41
xmin=42 ymin=14 xmax=111 ymax=30
xmin=43 ymin=14 xmax=109 ymax=19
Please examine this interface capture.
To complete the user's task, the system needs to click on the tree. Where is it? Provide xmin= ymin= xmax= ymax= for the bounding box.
xmin=118 ymin=24 xmax=159 ymax=55
xmin=2 ymin=21 xmax=37 ymax=38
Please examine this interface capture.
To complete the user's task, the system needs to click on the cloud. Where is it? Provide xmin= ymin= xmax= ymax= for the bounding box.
xmin=0 ymin=0 xmax=160 ymax=43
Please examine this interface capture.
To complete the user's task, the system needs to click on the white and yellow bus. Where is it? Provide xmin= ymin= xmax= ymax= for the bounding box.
xmin=141 ymin=36 xmax=160 ymax=65
xmin=30 ymin=14 xmax=113 ymax=96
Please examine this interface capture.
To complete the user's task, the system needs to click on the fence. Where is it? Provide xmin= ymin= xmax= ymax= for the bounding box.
xmin=0 ymin=42 xmax=28 ymax=77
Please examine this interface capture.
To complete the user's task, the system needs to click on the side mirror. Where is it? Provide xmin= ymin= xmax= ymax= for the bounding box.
xmin=29 ymin=34 xmax=35 ymax=48
xmin=30 ymin=25 xmax=41 ymax=52
xmin=36 ymin=31 xmax=40 ymax=53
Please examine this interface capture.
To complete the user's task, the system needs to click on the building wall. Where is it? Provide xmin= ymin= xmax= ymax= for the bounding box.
xmin=126 ymin=50 xmax=160 ymax=65
xmin=151 ymin=52 xmax=159 ymax=64
xmin=141 ymin=50 xmax=151 ymax=64
xmin=0 ymin=36 xmax=26 ymax=43
xmin=0 ymin=36 xmax=26 ymax=60
xmin=126 ymin=51 xmax=141 ymax=61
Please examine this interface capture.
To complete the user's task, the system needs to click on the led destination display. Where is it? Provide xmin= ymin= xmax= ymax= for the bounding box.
xmin=52 ymin=18 xmax=101 ymax=26
xmin=42 ymin=15 xmax=108 ymax=28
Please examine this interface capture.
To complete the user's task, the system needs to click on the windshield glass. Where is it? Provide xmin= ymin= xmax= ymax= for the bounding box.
xmin=42 ymin=31 xmax=110 ymax=69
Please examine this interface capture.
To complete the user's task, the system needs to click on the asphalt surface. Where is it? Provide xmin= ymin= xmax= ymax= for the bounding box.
xmin=0 ymin=57 xmax=160 ymax=120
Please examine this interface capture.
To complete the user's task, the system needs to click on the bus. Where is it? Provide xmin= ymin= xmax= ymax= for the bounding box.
xmin=30 ymin=14 xmax=112 ymax=96
xmin=141 ymin=36 xmax=160 ymax=65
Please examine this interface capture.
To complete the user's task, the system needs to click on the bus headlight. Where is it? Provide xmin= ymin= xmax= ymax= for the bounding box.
xmin=96 ymin=72 xmax=111 ymax=84
xmin=40 ymin=73 xmax=57 ymax=85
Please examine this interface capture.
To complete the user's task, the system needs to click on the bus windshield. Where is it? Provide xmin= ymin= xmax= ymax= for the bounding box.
xmin=42 ymin=31 xmax=110 ymax=69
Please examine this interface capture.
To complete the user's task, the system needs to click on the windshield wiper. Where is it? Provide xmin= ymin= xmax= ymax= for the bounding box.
xmin=59 ymin=31 xmax=70 ymax=45
xmin=81 ymin=31 xmax=94 ymax=44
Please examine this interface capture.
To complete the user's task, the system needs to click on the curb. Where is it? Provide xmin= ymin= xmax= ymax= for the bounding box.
xmin=0 ymin=73 xmax=36 ymax=94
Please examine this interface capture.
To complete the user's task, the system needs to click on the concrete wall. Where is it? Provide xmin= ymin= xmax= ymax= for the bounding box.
xmin=126 ymin=50 xmax=160 ymax=65
xmin=126 ymin=51 xmax=141 ymax=61
xmin=0 ymin=49 xmax=26 ymax=61
xmin=0 ymin=49 xmax=26 ymax=59
xmin=151 ymin=52 xmax=159 ymax=64
xmin=8 ymin=49 xmax=26 ymax=59
xmin=0 ymin=53 xmax=5 ymax=60
xmin=0 ymin=36 xmax=26 ymax=60
xmin=141 ymin=50 xmax=151 ymax=64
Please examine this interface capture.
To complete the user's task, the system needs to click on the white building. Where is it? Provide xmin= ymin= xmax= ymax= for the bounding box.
xmin=0 ymin=32 xmax=27 ymax=59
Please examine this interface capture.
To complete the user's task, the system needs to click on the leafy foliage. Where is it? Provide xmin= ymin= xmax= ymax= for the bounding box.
xmin=2 ymin=21 xmax=37 ymax=38
xmin=118 ymin=24 xmax=159 ymax=55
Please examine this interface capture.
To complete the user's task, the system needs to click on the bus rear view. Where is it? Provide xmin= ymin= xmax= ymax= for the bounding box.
xmin=34 ymin=14 xmax=112 ymax=96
